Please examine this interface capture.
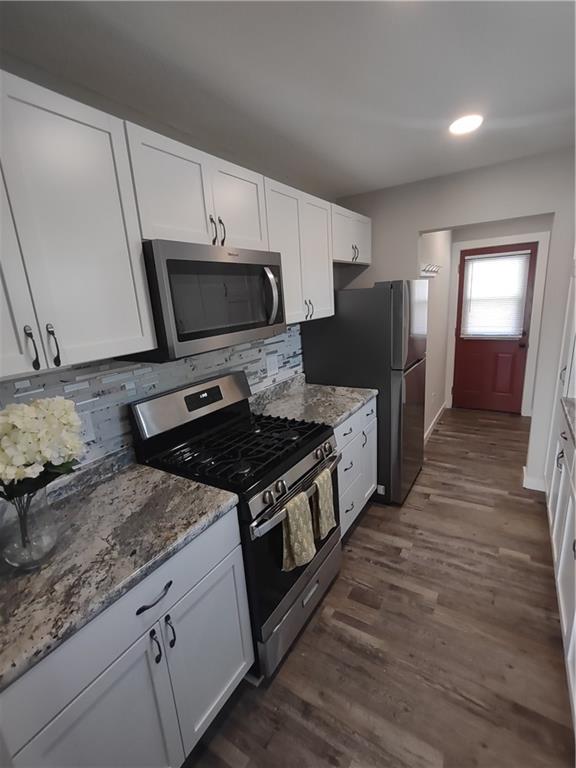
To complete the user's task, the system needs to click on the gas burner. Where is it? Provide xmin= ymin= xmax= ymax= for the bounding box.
xmin=283 ymin=429 xmax=300 ymax=441
xmin=235 ymin=461 xmax=252 ymax=476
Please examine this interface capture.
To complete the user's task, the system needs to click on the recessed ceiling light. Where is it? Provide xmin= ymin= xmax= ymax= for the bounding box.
xmin=449 ymin=114 xmax=484 ymax=135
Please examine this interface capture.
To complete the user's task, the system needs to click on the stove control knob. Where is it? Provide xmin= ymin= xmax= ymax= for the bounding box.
xmin=323 ymin=442 xmax=333 ymax=456
xmin=275 ymin=479 xmax=287 ymax=496
xmin=262 ymin=490 xmax=274 ymax=505
xmin=315 ymin=448 xmax=324 ymax=460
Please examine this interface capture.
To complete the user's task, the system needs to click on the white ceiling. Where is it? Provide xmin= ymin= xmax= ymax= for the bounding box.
xmin=0 ymin=1 xmax=573 ymax=198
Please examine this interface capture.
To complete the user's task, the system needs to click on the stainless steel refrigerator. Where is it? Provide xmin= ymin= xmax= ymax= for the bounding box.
xmin=301 ymin=280 xmax=428 ymax=504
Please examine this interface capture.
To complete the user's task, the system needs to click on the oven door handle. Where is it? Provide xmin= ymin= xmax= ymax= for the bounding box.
xmin=264 ymin=266 xmax=279 ymax=325
xmin=249 ymin=452 xmax=341 ymax=541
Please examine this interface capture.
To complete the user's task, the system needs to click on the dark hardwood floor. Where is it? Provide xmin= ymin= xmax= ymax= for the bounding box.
xmin=192 ymin=408 xmax=574 ymax=768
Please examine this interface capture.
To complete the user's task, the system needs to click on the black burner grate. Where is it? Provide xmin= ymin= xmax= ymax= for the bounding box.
xmin=155 ymin=414 xmax=326 ymax=492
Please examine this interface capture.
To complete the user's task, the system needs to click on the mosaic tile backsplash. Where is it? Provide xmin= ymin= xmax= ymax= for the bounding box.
xmin=0 ymin=325 xmax=303 ymax=467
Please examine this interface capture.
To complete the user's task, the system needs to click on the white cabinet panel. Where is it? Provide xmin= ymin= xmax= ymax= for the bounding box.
xmin=300 ymin=194 xmax=334 ymax=321
xmin=557 ymin=495 xmax=575 ymax=645
xmin=162 ymin=545 xmax=253 ymax=755
xmin=1 ymin=73 xmax=155 ymax=367
xmin=126 ymin=123 xmax=214 ymax=244
xmin=332 ymin=206 xmax=356 ymax=264
xmin=1 ymin=175 xmax=48 ymax=378
xmin=211 ymin=159 xmax=268 ymax=250
xmin=265 ymin=179 xmax=305 ymax=324
xmin=361 ymin=418 xmax=378 ymax=504
xmin=13 ymin=630 xmax=184 ymax=768
xmin=331 ymin=205 xmax=372 ymax=265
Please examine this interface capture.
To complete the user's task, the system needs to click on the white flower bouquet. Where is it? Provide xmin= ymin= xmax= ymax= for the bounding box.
xmin=0 ymin=397 xmax=84 ymax=567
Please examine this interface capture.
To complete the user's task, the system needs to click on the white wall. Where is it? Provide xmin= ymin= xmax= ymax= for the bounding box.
xmin=339 ymin=149 xmax=575 ymax=486
xmin=420 ymin=230 xmax=452 ymax=438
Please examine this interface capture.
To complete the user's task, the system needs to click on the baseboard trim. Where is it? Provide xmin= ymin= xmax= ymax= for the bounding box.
xmin=523 ymin=466 xmax=545 ymax=491
xmin=425 ymin=403 xmax=446 ymax=443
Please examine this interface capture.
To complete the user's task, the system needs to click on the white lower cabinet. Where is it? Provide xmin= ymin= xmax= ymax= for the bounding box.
xmin=161 ymin=546 xmax=253 ymax=755
xmin=335 ymin=398 xmax=378 ymax=536
xmin=13 ymin=631 xmax=185 ymax=768
xmin=2 ymin=511 xmax=253 ymax=768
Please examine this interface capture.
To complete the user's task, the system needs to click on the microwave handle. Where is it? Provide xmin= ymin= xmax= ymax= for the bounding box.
xmin=264 ymin=267 xmax=279 ymax=325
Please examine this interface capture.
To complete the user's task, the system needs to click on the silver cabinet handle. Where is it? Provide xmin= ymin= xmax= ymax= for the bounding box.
xmin=302 ymin=580 xmax=320 ymax=608
xmin=343 ymin=461 xmax=354 ymax=472
xmin=356 ymin=245 xmax=360 ymax=262
xmin=304 ymin=299 xmax=310 ymax=320
xmin=560 ymin=366 xmax=567 ymax=383
xmin=345 ymin=502 xmax=355 ymax=514
xmin=217 ymin=216 xmax=226 ymax=245
xmin=209 ymin=215 xmax=218 ymax=245
xmin=343 ymin=427 xmax=353 ymax=436
xmin=362 ymin=430 xmax=367 ymax=447
xmin=351 ymin=244 xmax=356 ymax=261
xmin=23 ymin=325 xmax=40 ymax=370
xmin=136 ymin=580 xmax=173 ymax=615
xmin=264 ymin=267 xmax=279 ymax=325
xmin=46 ymin=323 xmax=61 ymax=367
xmin=556 ymin=450 xmax=564 ymax=470
xmin=366 ymin=408 xmax=374 ymax=417
xmin=561 ymin=431 xmax=568 ymax=441
xmin=310 ymin=299 xmax=314 ymax=319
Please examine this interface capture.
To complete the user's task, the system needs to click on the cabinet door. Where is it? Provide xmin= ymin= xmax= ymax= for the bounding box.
xmin=300 ymin=193 xmax=334 ymax=320
xmin=1 ymin=73 xmax=155 ymax=367
xmin=264 ymin=179 xmax=305 ymax=324
xmin=161 ymin=545 xmax=254 ymax=755
xmin=13 ymin=629 xmax=185 ymax=768
xmin=211 ymin=158 xmax=268 ymax=250
xmin=1 ymin=174 xmax=48 ymax=378
xmin=557 ymin=495 xmax=575 ymax=644
xmin=355 ymin=216 xmax=372 ymax=265
xmin=360 ymin=418 xmax=378 ymax=504
xmin=126 ymin=123 xmax=215 ymax=244
xmin=332 ymin=205 xmax=356 ymax=263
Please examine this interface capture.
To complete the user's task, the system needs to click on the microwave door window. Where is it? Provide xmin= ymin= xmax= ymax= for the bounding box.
xmin=167 ymin=260 xmax=270 ymax=341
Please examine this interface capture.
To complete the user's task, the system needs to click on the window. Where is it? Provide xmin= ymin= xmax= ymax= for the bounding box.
xmin=461 ymin=252 xmax=530 ymax=338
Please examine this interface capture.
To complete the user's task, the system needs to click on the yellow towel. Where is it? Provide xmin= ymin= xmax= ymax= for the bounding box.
xmin=282 ymin=492 xmax=316 ymax=572
xmin=311 ymin=468 xmax=336 ymax=540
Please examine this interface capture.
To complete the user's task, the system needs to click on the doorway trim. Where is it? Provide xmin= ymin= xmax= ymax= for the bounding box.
xmin=445 ymin=231 xmax=551 ymax=417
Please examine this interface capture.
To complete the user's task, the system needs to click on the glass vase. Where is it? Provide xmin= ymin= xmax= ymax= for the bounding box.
xmin=1 ymin=488 xmax=58 ymax=570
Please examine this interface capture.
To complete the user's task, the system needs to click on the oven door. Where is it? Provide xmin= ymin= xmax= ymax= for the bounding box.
xmin=144 ymin=240 xmax=286 ymax=359
xmin=243 ymin=453 xmax=341 ymax=641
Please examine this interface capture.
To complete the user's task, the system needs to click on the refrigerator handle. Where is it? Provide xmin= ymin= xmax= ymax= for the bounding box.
xmin=403 ymin=281 xmax=410 ymax=369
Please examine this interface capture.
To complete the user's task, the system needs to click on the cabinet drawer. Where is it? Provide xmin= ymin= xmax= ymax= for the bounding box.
xmin=334 ymin=398 xmax=377 ymax=451
xmin=1 ymin=508 xmax=240 ymax=758
xmin=340 ymin=474 xmax=365 ymax=536
xmin=338 ymin=431 xmax=363 ymax=495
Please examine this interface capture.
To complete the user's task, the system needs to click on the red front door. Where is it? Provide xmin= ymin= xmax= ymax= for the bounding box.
xmin=453 ymin=242 xmax=537 ymax=414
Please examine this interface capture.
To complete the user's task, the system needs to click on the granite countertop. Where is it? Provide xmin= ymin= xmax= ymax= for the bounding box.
xmin=0 ymin=455 xmax=238 ymax=693
xmin=251 ymin=374 xmax=378 ymax=427
xmin=561 ymin=397 xmax=576 ymax=444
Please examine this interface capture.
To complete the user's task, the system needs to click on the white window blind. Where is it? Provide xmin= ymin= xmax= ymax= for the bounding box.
xmin=461 ymin=252 xmax=530 ymax=338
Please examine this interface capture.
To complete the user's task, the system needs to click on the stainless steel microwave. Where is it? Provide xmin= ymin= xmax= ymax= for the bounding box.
xmin=140 ymin=240 xmax=286 ymax=361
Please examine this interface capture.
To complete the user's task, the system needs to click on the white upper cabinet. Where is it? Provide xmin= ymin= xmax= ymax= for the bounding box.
xmin=126 ymin=123 xmax=215 ymax=244
xmin=1 ymin=73 xmax=155 ymax=369
xmin=211 ymin=158 xmax=268 ymax=250
xmin=331 ymin=204 xmax=372 ymax=265
xmin=265 ymin=179 xmax=334 ymax=324
xmin=127 ymin=124 xmax=268 ymax=251
xmin=300 ymin=193 xmax=334 ymax=320
xmin=265 ymin=178 xmax=305 ymax=324
xmin=1 ymin=175 xmax=48 ymax=379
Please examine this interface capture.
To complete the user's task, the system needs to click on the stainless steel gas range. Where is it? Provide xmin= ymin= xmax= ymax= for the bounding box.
xmin=130 ymin=372 xmax=342 ymax=678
